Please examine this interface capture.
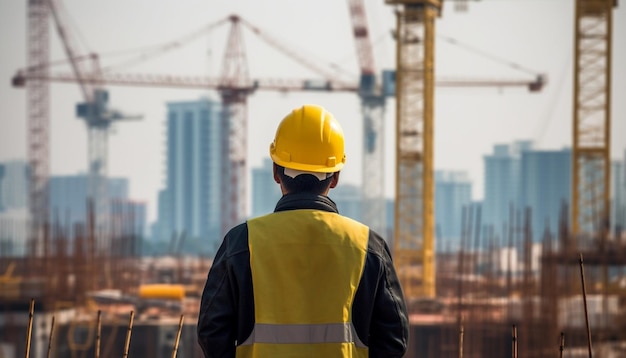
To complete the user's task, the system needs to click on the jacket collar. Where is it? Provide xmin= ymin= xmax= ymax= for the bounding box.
xmin=274 ymin=192 xmax=339 ymax=213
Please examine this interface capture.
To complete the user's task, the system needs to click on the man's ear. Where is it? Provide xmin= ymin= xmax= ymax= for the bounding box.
xmin=329 ymin=171 xmax=340 ymax=189
xmin=273 ymin=164 xmax=281 ymax=184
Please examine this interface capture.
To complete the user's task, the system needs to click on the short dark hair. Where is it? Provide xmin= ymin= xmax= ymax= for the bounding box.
xmin=275 ymin=164 xmax=333 ymax=195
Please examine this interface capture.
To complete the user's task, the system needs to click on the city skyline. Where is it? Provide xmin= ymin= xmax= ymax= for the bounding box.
xmin=1 ymin=0 xmax=625 ymax=223
xmin=2 ymin=142 xmax=624 ymax=249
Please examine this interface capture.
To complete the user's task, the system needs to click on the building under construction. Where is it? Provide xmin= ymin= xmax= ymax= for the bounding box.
xmin=2 ymin=0 xmax=626 ymax=357
xmin=2 ymin=200 xmax=626 ymax=357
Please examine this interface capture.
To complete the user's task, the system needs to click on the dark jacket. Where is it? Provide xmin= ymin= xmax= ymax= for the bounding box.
xmin=197 ymin=192 xmax=409 ymax=357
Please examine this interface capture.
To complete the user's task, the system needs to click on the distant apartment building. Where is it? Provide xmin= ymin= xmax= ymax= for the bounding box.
xmin=435 ymin=170 xmax=473 ymax=251
xmin=0 ymin=208 xmax=29 ymax=256
xmin=483 ymin=142 xmax=574 ymax=243
xmin=0 ymin=160 xmax=28 ymax=212
xmin=48 ymin=174 xmax=146 ymax=238
xmin=384 ymin=198 xmax=394 ymax=245
xmin=49 ymin=174 xmax=128 ymax=223
xmin=520 ymin=148 xmax=571 ymax=242
xmin=332 ymin=183 xmax=363 ymax=223
xmin=483 ymin=141 xmax=532 ymax=239
xmin=153 ymin=97 xmax=222 ymax=257
xmin=0 ymin=160 xmax=30 ymax=256
xmin=611 ymin=151 xmax=626 ymax=237
xmin=251 ymin=158 xmax=282 ymax=218
xmin=251 ymin=158 xmax=365 ymax=224
xmin=0 ymin=164 xmax=4 ymax=212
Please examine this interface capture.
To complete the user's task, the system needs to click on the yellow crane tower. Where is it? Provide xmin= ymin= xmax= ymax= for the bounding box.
xmin=386 ymin=0 xmax=617 ymax=304
xmin=571 ymin=0 xmax=615 ymax=249
xmin=386 ymin=0 xmax=441 ymax=300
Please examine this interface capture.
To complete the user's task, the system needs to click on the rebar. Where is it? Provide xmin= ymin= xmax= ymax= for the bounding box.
xmin=46 ymin=316 xmax=55 ymax=358
xmin=458 ymin=325 xmax=464 ymax=358
xmin=511 ymin=324 xmax=517 ymax=358
xmin=24 ymin=298 xmax=34 ymax=358
xmin=123 ymin=310 xmax=135 ymax=358
xmin=171 ymin=315 xmax=185 ymax=358
xmin=95 ymin=310 xmax=102 ymax=358
xmin=579 ymin=253 xmax=593 ymax=358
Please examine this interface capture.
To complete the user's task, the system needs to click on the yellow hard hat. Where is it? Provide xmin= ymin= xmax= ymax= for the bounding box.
xmin=270 ymin=104 xmax=346 ymax=173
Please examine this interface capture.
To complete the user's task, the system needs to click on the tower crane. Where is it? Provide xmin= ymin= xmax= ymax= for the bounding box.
xmin=14 ymin=11 xmax=361 ymax=245
xmin=384 ymin=0 xmax=616 ymax=303
xmin=346 ymin=0 xmax=544 ymax=239
xmin=217 ymin=15 xmax=251 ymax=238
xmin=383 ymin=0 xmax=450 ymax=300
xmin=15 ymin=5 xmax=544 ymax=255
xmin=571 ymin=0 xmax=615 ymax=249
xmin=347 ymin=0 xmax=388 ymax=236
xmin=24 ymin=0 xmax=50 ymax=258
xmin=46 ymin=0 xmax=139 ymax=248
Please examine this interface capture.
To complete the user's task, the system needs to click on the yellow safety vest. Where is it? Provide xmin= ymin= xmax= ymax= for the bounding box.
xmin=238 ymin=209 xmax=370 ymax=358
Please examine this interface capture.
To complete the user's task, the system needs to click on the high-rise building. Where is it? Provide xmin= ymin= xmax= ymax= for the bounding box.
xmin=0 ymin=160 xmax=30 ymax=255
xmin=0 ymin=164 xmax=4 ymax=212
xmin=107 ymin=199 xmax=147 ymax=261
xmin=332 ymin=183 xmax=362 ymax=223
xmin=251 ymin=158 xmax=282 ymax=218
xmin=483 ymin=141 xmax=533 ymax=236
xmin=520 ymin=148 xmax=571 ymax=242
xmin=435 ymin=170 xmax=473 ymax=251
xmin=155 ymin=97 xmax=222 ymax=257
xmin=48 ymin=174 xmax=139 ymax=227
xmin=611 ymin=150 xmax=626 ymax=237
xmin=0 ymin=160 xmax=29 ymax=212
xmin=251 ymin=158 xmax=366 ymax=225
xmin=152 ymin=189 xmax=170 ymax=242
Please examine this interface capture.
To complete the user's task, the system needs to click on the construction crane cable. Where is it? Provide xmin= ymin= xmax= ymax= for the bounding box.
xmin=531 ymin=57 xmax=570 ymax=146
xmin=47 ymin=0 xmax=95 ymax=101
xmin=101 ymin=17 xmax=230 ymax=73
xmin=23 ymin=16 xmax=230 ymax=74
xmin=55 ymin=0 xmax=93 ymax=55
xmin=238 ymin=16 xmax=355 ymax=84
xmin=438 ymin=32 xmax=542 ymax=77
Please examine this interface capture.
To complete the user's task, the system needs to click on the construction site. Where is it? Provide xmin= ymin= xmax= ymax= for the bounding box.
xmin=1 ymin=0 xmax=625 ymax=357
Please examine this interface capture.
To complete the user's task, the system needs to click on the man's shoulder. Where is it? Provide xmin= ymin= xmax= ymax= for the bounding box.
xmin=222 ymin=222 xmax=250 ymax=257
xmin=364 ymin=229 xmax=392 ymax=260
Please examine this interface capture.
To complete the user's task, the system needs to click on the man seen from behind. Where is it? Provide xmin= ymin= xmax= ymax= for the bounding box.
xmin=197 ymin=104 xmax=409 ymax=357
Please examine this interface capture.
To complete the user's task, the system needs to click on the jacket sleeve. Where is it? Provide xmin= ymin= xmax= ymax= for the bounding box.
xmin=369 ymin=239 xmax=410 ymax=358
xmin=197 ymin=238 xmax=237 ymax=358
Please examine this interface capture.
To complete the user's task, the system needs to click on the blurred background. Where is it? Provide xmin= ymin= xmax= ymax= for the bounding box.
xmin=0 ymin=0 xmax=625 ymax=356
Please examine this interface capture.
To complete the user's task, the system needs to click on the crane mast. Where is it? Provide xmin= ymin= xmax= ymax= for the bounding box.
xmin=47 ymin=0 xmax=138 ymax=249
xmin=572 ymin=0 xmax=614 ymax=247
xmin=386 ymin=0 xmax=440 ymax=299
xmin=347 ymin=0 xmax=387 ymax=236
xmin=15 ymin=7 xmax=543 ymax=262
xmin=26 ymin=0 xmax=50 ymax=258
xmin=218 ymin=16 xmax=252 ymax=238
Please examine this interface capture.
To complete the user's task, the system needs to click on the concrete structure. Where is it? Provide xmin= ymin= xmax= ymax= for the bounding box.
xmin=332 ymin=183 xmax=363 ymax=223
xmin=384 ymin=198 xmax=394 ymax=245
xmin=611 ymin=151 xmax=626 ymax=238
xmin=251 ymin=158 xmax=282 ymax=218
xmin=0 ymin=208 xmax=29 ymax=256
xmin=520 ymin=148 xmax=571 ymax=242
xmin=483 ymin=142 xmax=573 ymax=243
xmin=0 ymin=160 xmax=28 ymax=212
xmin=435 ymin=170 xmax=473 ymax=251
xmin=482 ymin=141 xmax=532 ymax=240
xmin=49 ymin=174 xmax=130 ymax=225
xmin=155 ymin=97 xmax=222 ymax=257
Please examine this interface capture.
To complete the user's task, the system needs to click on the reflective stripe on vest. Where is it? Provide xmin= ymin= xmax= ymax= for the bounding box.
xmin=244 ymin=209 xmax=369 ymax=357
xmin=241 ymin=323 xmax=366 ymax=348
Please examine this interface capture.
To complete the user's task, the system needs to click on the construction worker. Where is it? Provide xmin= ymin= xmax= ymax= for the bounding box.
xmin=197 ymin=104 xmax=409 ymax=357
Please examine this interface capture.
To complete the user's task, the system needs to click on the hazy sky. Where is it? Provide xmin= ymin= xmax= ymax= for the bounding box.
xmin=1 ymin=0 xmax=624 ymax=223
